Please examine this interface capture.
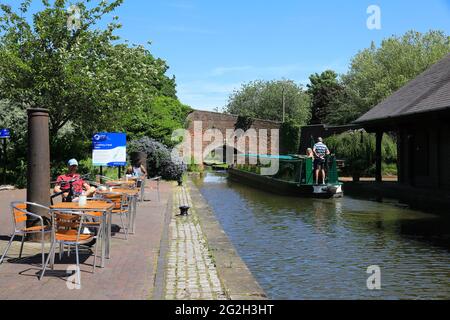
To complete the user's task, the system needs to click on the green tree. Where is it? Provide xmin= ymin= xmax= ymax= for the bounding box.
xmin=327 ymin=30 xmax=450 ymax=125
xmin=0 ymin=0 xmax=177 ymax=139
xmin=280 ymin=120 xmax=301 ymax=154
xmin=0 ymin=0 xmax=186 ymax=186
xmin=307 ymin=70 xmax=342 ymax=125
xmin=115 ymin=96 xmax=191 ymax=146
xmin=0 ymin=100 xmax=28 ymax=186
xmin=225 ymin=79 xmax=311 ymax=127
xmin=326 ymin=131 xmax=397 ymax=181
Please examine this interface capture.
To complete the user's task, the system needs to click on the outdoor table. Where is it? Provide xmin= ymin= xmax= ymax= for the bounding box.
xmin=50 ymin=201 xmax=114 ymax=268
xmin=98 ymin=188 xmax=140 ymax=235
xmin=106 ymin=180 xmax=136 ymax=188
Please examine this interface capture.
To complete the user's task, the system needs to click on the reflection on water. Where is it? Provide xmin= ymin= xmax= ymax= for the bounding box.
xmin=193 ymin=172 xmax=450 ymax=300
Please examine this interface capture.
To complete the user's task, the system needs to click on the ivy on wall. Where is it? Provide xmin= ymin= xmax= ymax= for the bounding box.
xmin=280 ymin=120 xmax=301 ymax=154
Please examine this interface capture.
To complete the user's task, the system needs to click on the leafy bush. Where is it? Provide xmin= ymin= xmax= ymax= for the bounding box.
xmin=129 ymin=137 xmax=186 ymax=181
xmin=326 ymin=131 xmax=397 ymax=179
xmin=280 ymin=120 xmax=301 ymax=154
xmin=225 ymin=79 xmax=311 ymax=127
xmin=118 ymin=96 xmax=191 ymax=147
xmin=187 ymin=155 xmax=204 ymax=173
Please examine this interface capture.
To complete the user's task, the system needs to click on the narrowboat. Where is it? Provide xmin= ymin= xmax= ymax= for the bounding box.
xmin=228 ymin=154 xmax=343 ymax=199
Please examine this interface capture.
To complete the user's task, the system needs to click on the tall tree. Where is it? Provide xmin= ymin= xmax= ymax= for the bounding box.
xmin=225 ymin=79 xmax=311 ymax=127
xmin=0 ymin=0 xmax=177 ymax=139
xmin=115 ymin=96 xmax=191 ymax=146
xmin=327 ymin=30 xmax=450 ymax=125
xmin=307 ymin=70 xmax=342 ymax=125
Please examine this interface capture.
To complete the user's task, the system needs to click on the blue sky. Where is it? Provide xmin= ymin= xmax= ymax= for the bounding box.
xmin=5 ymin=0 xmax=450 ymax=111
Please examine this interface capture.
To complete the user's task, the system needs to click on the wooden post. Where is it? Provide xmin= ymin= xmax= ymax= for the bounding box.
xmin=375 ymin=131 xmax=383 ymax=183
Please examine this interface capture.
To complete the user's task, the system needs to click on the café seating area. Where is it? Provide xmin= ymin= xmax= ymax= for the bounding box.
xmin=0 ymin=176 xmax=160 ymax=289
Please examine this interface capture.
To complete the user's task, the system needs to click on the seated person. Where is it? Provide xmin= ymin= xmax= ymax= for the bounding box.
xmin=306 ymin=148 xmax=314 ymax=171
xmin=132 ymin=161 xmax=148 ymax=179
xmin=54 ymin=159 xmax=96 ymax=201
xmin=126 ymin=166 xmax=134 ymax=177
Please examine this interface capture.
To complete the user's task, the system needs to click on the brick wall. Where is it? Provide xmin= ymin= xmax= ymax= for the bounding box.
xmin=185 ymin=110 xmax=282 ymax=163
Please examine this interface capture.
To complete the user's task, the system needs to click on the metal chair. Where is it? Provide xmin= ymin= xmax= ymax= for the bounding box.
xmin=96 ymin=175 xmax=114 ymax=186
xmin=99 ymin=192 xmax=129 ymax=240
xmin=147 ymin=176 xmax=162 ymax=202
xmin=39 ymin=211 xmax=96 ymax=288
xmin=136 ymin=178 xmax=145 ymax=202
xmin=0 ymin=202 xmax=51 ymax=269
xmin=57 ymin=198 xmax=110 ymax=272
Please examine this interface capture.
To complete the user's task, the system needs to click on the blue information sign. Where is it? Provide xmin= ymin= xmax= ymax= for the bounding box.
xmin=0 ymin=129 xmax=10 ymax=139
xmin=92 ymin=133 xmax=127 ymax=167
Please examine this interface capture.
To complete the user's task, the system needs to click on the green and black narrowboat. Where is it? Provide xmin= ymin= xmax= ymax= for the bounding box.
xmin=228 ymin=154 xmax=343 ymax=199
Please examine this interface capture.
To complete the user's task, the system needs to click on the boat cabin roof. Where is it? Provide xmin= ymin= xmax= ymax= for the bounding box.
xmin=243 ymin=154 xmax=306 ymax=162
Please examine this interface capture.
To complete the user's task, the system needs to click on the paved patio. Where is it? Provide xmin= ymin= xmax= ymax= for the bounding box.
xmin=0 ymin=181 xmax=172 ymax=300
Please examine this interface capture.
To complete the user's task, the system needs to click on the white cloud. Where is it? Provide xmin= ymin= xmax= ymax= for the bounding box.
xmin=177 ymin=81 xmax=242 ymax=110
xmin=176 ymin=60 xmax=348 ymax=110
xmin=178 ymin=81 xmax=242 ymax=95
xmin=209 ymin=61 xmax=348 ymax=78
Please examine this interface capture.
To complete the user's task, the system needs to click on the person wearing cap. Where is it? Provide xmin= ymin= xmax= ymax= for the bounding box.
xmin=313 ymin=138 xmax=331 ymax=185
xmin=54 ymin=159 xmax=96 ymax=200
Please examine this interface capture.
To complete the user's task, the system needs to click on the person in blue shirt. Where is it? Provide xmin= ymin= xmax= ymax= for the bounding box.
xmin=313 ymin=138 xmax=330 ymax=185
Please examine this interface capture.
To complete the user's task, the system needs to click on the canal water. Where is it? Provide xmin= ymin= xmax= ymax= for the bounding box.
xmin=193 ymin=172 xmax=450 ymax=300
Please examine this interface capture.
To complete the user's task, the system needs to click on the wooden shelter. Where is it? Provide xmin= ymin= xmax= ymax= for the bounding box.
xmin=355 ymin=53 xmax=450 ymax=189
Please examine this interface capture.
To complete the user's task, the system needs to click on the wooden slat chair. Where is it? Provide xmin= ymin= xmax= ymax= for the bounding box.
xmin=56 ymin=198 xmax=110 ymax=273
xmin=0 ymin=202 xmax=51 ymax=269
xmin=149 ymin=177 xmax=162 ymax=202
xmin=82 ymin=197 xmax=113 ymax=271
xmin=100 ymin=192 xmax=129 ymax=240
xmin=136 ymin=178 xmax=145 ymax=202
xmin=39 ymin=211 xmax=96 ymax=287
xmin=96 ymin=175 xmax=114 ymax=186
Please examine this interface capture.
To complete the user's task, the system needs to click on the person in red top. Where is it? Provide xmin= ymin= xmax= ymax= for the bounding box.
xmin=54 ymin=159 xmax=96 ymax=200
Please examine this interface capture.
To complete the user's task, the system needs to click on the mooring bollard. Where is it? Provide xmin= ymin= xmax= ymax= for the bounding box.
xmin=179 ymin=206 xmax=190 ymax=216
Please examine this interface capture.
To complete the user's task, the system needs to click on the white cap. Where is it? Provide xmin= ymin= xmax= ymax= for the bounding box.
xmin=68 ymin=159 xmax=79 ymax=167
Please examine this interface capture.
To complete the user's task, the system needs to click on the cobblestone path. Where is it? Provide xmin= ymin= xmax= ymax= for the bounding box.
xmin=164 ymin=186 xmax=228 ymax=300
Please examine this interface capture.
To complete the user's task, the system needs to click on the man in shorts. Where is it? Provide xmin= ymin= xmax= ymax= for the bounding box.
xmin=313 ymin=138 xmax=331 ymax=185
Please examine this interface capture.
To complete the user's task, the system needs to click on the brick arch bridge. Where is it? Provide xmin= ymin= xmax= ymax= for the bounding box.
xmin=185 ymin=110 xmax=283 ymax=164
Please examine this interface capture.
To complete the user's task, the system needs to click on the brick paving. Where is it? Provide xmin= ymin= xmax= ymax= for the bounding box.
xmin=164 ymin=186 xmax=228 ymax=300
xmin=0 ymin=181 xmax=171 ymax=300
